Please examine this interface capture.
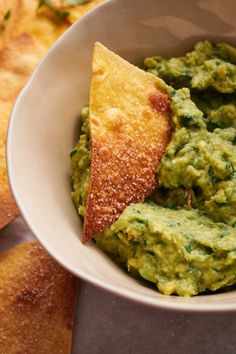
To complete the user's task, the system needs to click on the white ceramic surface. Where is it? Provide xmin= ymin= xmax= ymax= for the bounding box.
xmin=7 ymin=0 xmax=236 ymax=311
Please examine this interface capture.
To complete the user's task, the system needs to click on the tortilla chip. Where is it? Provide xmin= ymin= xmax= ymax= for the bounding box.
xmin=0 ymin=0 xmax=104 ymax=48
xmin=0 ymin=242 xmax=77 ymax=353
xmin=0 ymin=0 xmax=66 ymax=48
xmin=0 ymin=1 xmax=104 ymax=230
xmin=0 ymin=33 xmax=45 ymax=100
xmin=0 ymin=34 xmax=45 ymax=229
xmin=0 ymin=101 xmax=19 ymax=229
xmin=0 ymin=0 xmax=22 ymax=47
xmin=83 ymin=42 xmax=171 ymax=241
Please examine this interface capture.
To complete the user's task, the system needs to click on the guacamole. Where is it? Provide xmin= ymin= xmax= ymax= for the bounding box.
xmin=96 ymin=203 xmax=236 ymax=296
xmin=71 ymin=40 xmax=236 ymax=296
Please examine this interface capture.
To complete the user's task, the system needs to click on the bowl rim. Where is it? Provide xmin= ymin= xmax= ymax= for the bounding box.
xmin=7 ymin=0 xmax=236 ymax=313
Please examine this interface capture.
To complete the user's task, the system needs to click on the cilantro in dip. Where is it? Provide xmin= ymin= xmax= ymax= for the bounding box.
xmin=71 ymin=40 xmax=236 ymax=296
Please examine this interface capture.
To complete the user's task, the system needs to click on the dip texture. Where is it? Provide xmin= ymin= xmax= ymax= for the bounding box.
xmin=71 ymin=40 xmax=236 ymax=296
xmin=96 ymin=203 xmax=236 ymax=296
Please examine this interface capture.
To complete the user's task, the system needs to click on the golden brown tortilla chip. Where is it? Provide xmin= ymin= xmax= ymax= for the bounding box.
xmin=0 ymin=242 xmax=77 ymax=354
xmin=83 ymin=42 xmax=171 ymax=241
xmin=0 ymin=34 xmax=45 ymax=229
xmin=0 ymin=33 xmax=45 ymax=100
xmin=0 ymin=0 xmax=104 ymax=48
xmin=0 ymin=0 xmax=22 ymax=47
xmin=0 ymin=102 xmax=19 ymax=228
xmin=6 ymin=0 xmax=68 ymax=48
xmin=0 ymin=1 xmax=104 ymax=231
xmin=0 ymin=0 xmax=66 ymax=48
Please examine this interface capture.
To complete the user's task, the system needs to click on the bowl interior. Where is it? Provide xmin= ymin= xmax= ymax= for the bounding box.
xmin=7 ymin=0 xmax=236 ymax=311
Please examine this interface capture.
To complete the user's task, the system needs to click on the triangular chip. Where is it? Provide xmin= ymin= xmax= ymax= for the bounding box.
xmin=0 ymin=33 xmax=46 ymax=230
xmin=0 ymin=101 xmax=19 ymax=229
xmin=0 ymin=0 xmax=104 ymax=49
xmin=0 ymin=2 xmax=103 ymax=231
xmin=83 ymin=42 xmax=171 ymax=241
xmin=0 ymin=242 xmax=77 ymax=354
xmin=0 ymin=34 xmax=46 ymax=230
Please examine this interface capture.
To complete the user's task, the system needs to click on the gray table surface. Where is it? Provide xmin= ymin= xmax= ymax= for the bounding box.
xmin=1 ymin=217 xmax=236 ymax=354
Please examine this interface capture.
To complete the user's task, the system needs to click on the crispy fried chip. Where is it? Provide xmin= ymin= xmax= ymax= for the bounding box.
xmin=0 ymin=102 xmax=19 ymax=228
xmin=83 ymin=42 xmax=171 ymax=241
xmin=0 ymin=0 xmax=22 ymax=47
xmin=0 ymin=242 xmax=77 ymax=354
xmin=0 ymin=33 xmax=45 ymax=229
xmin=0 ymin=33 xmax=45 ymax=100
xmin=2 ymin=0 xmax=68 ymax=48
xmin=0 ymin=0 xmax=104 ymax=231
xmin=0 ymin=0 xmax=104 ymax=48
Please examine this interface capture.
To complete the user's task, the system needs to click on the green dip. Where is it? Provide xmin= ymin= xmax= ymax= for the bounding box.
xmin=96 ymin=203 xmax=236 ymax=296
xmin=71 ymin=40 xmax=236 ymax=296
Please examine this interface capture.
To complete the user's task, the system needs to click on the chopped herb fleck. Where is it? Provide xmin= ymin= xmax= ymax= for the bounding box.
xmin=180 ymin=114 xmax=194 ymax=126
xmin=175 ymin=144 xmax=185 ymax=155
xmin=0 ymin=9 xmax=11 ymax=32
xmin=38 ymin=0 xmax=70 ymax=22
xmin=70 ymin=148 xmax=77 ymax=157
xmin=214 ymin=200 xmax=229 ymax=207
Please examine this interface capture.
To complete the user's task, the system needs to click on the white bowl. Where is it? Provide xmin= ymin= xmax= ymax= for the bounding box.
xmin=7 ymin=0 xmax=236 ymax=311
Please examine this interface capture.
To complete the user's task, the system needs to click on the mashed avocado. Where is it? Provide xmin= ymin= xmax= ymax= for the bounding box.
xmin=144 ymin=40 xmax=236 ymax=92
xmin=71 ymin=40 xmax=236 ymax=296
xmin=96 ymin=203 xmax=236 ymax=296
xmin=71 ymin=106 xmax=90 ymax=217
